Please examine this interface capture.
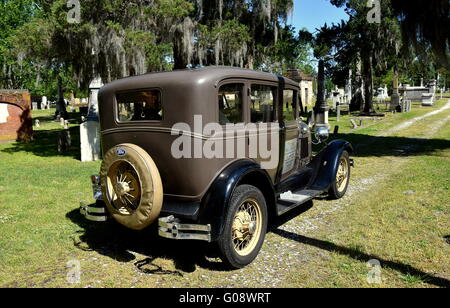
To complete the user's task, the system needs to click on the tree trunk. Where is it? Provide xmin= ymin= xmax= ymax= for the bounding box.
xmin=350 ymin=55 xmax=365 ymax=112
xmin=173 ymin=36 xmax=188 ymax=70
xmin=55 ymin=74 xmax=68 ymax=120
xmin=362 ymin=55 xmax=374 ymax=113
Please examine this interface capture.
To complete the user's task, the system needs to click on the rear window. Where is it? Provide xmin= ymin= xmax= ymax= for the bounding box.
xmin=116 ymin=90 xmax=163 ymax=122
xmin=218 ymin=84 xmax=244 ymax=125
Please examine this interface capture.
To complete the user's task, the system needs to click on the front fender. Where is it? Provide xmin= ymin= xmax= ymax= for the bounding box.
xmin=310 ymin=140 xmax=353 ymax=191
xmin=197 ymin=160 xmax=273 ymax=242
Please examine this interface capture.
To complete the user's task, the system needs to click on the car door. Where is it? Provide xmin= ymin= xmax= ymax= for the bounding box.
xmin=248 ymin=82 xmax=280 ymax=180
xmin=279 ymin=87 xmax=301 ymax=181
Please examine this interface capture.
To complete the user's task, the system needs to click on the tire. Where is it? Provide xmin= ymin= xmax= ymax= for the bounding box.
xmin=218 ymin=185 xmax=268 ymax=269
xmin=100 ymin=144 xmax=163 ymax=230
xmin=329 ymin=150 xmax=351 ymax=200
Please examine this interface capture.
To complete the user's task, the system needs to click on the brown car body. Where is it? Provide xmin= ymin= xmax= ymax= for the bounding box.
xmin=99 ymin=67 xmax=303 ymax=201
xmin=95 ymin=66 xmax=353 ymax=245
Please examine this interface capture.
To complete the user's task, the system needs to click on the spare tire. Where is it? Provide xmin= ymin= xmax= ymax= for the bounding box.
xmin=100 ymin=144 xmax=163 ymax=230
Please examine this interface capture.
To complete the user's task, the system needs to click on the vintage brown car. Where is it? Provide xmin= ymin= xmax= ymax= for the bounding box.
xmin=81 ymin=67 xmax=353 ymax=269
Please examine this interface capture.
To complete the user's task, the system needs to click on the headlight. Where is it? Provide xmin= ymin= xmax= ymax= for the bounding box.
xmin=315 ymin=127 xmax=329 ymax=143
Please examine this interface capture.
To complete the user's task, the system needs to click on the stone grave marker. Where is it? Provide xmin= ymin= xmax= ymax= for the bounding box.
xmin=58 ymin=130 xmax=71 ymax=153
xmin=80 ymin=77 xmax=103 ymax=162
xmin=421 ymin=93 xmax=434 ymax=106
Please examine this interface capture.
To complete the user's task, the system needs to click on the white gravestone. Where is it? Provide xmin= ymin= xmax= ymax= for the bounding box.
xmin=0 ymin=103 xmax=9 ymax=123
xmin=421 ymin=93 xmax=434 ymax=106
xmin=42 ymin=96 xmax=47 ymax=109
xmin=80 ymin=77 xmax=104 ymax=162
xmin=87 ymin=77 xmax=103 ymax=121
xmin=80 ymin=121 xmax=101 ymax=162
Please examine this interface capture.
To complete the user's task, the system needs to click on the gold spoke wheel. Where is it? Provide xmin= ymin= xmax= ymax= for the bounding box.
xmin=106 ymin=161 xmax=142 ymax=215
xmin=232 ymin=199 xmax=262 ymax=257
xmin=336 ymin=156 xmax=349 ymax=193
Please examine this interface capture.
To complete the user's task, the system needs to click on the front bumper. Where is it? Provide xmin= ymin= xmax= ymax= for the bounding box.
xmin=158 ymin=216 xmax=211 ymax=242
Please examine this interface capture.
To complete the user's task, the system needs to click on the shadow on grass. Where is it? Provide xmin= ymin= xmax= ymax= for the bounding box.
xmin=1 ymin=126 xmax=81 ymax=160
xmin=272 ymin=228 xmax=450 ymax=288
xmin=66 ymin=202 xmax=317 ymax=275
xmin=66 ymin=209 xmax=231 ymax=276
xmin=444 ymin=236 xmax=450 ymax=245
xmin=32 ymin=111 xmax=82 ymax=124
xmin=33 ymin=114 xmax=56 ymax=123
xmin=0 ymin=111 xmax=83 ymax=159
xmin=329 ymin=134 xmax=450 ymax=158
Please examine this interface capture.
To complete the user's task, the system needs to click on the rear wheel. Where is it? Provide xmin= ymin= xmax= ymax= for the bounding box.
xmin=329 ymin=151 xmax=351 ymax=199
xmin=218 ymin=185 xmax=268 ymax=269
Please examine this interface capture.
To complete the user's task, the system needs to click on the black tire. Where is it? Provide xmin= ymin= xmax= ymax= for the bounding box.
xmin=218 ymin=185 xmax=268 ymax=269
xmin=329 ymin=150 xmax=351 ymax=200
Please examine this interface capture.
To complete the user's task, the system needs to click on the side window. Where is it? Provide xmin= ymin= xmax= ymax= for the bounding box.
xmin=283 ymin=89 xmax=297 ymax=121
xmin=218 ymin=84 xmax=244 ymax=125
xmin=250 ymin=84 xmax=276 ymax=123
xmin=116 ymin=90 xmax=162 ymax=122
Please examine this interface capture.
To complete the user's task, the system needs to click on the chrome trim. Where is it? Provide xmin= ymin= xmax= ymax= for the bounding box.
xmin=91 ymin=174 xmax=103 ymax=201
xmin=80 ymin=205 xmax=108 ymax=222
xmin=87 ymin=207 xmax=106 ymax=214
xmin=158 ymin=216 xmax=211 ymax=242
xmin=350 ymin=159 xmax=355 ymax=168
xmin=93 ymin=191 xmax=103 ymax=201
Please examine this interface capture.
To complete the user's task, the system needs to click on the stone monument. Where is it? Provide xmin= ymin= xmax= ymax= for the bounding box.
xmin=80 ymin=77 xmax=103 ymax=162
xmin=390 ymin=71 xmax=400 ymax=111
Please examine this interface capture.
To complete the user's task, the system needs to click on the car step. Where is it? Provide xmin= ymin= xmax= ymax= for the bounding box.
xmin=276 ymin=189 xmax=323 ymax=216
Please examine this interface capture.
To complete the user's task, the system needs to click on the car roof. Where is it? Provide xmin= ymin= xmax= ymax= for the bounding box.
xmin=103 ymin=66 xmax=300 ymax=90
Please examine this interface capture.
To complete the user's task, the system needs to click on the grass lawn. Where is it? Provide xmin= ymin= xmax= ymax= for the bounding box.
xmin=0 ymin=101 xmax=449 ymax=288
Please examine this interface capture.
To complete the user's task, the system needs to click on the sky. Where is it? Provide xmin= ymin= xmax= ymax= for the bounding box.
xmin=288 ymin=0 xmax=349 ymax=34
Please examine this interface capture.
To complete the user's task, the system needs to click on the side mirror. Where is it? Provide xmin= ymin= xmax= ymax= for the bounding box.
xmin=315 ymin=126 xmax=329 ymax=144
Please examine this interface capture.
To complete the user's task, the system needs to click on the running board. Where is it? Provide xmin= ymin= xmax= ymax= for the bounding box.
xmin=276 ymin=189 xmax=324 ymax=216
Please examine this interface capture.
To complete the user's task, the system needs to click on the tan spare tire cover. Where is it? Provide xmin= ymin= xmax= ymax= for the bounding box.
xmin=100 ymin=144 xmax=163 ymax=230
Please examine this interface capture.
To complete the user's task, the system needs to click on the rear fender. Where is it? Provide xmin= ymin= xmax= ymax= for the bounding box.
xmin=198 ymin=160 xmax=274 ymax=242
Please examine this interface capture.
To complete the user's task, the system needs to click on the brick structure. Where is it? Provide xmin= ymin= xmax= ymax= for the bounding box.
xmin=0 ymin=90 xmax=33 ymax=142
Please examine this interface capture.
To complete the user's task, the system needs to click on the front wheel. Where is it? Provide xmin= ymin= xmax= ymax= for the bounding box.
xmin=329 ymin=150 xmax=351 ymax=199
xmin=217 ymin=185 xmax=268 ymax=269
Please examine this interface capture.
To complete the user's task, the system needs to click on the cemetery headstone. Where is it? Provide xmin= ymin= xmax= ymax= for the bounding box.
xmin=80 ymin=121 xmax=101 ymax=162
xmin=80 ymin=77 xmax=103 ymax=162
xmin=58 ymin=130 xmax=71 ymax=153
xmin=35 ymin=119 xmax=40 ymax=128
xmin=332 ymin=91 xmax=341 ymax=110
xmin=421 ymin=93 xmax=434 ymax=106
xmin=42 ymin=96 xmax=48 ymax=109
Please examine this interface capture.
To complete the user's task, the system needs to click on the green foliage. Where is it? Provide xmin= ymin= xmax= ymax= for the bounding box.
xmin=4 ymin=0 xmax=310 ymax=95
